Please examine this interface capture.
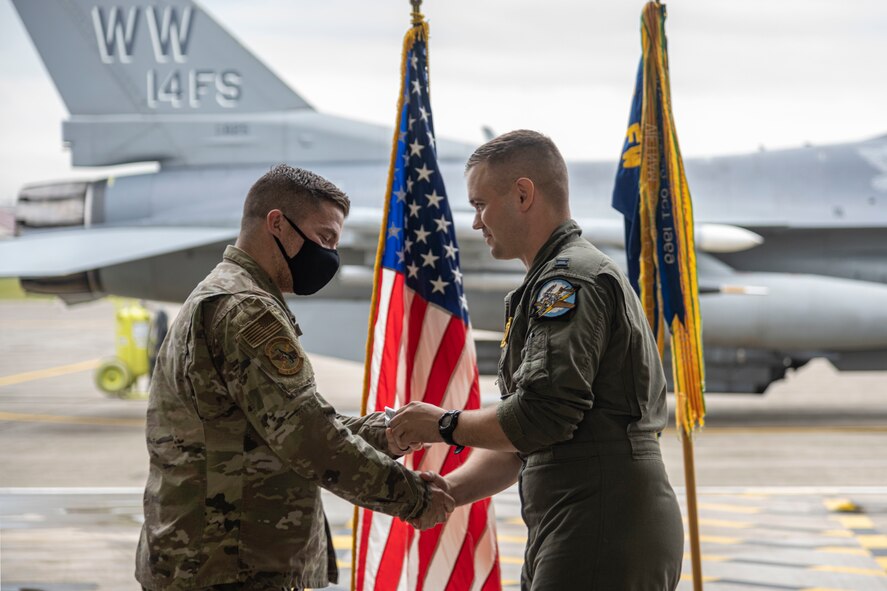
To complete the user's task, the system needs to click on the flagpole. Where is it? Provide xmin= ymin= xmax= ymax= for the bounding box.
xmin=682 ymin=427 xmax=703 ymax=591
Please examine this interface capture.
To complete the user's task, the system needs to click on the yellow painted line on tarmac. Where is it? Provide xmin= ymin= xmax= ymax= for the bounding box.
xmin=332 ymin=535 xmax=352 ymax=548
xmin=0 ymin=411 xmax=143 ymax=428
xmin=816 ymin=546 xmax=870 ymax=556
xmin=699 ymin=535 xmax=741 ymax=545
xmin=858 ymin=534 xmax=887 ymax=549
xmin=698 ymin=502 xmax=760 ymax=514
xmin=824 ymin=498 xmax=861 ymax=513
xmin=506 ymin=517 xmax=524 ymax=526
xmin=812 ymin=564 xmax=886 ymax=577
xmin=680 ymin=574 xmax=719 ymax=583
xmin=822 ymin=529 xmax=855 ymax=538
xmin=838 ymin=515 xmax=875 ymax=529
xmin=801 ymin=588 xmax=855 ymax=591
xmin=499 ymin=556 xmax=523 ymax=565
xmin=497 ymin=534 xmax=528 ymax=544
xmin=0 ymin=358 xmax=101 ymax=387
xmin=666 ymin=425 xmax=887 ymax=434
xmin=501 ymin=579 xmax=520 ymax=587
xmin=697 ymin=518 xmax=753 ymax=529
xmin=877 ymin=557 xmax=887 ymax=570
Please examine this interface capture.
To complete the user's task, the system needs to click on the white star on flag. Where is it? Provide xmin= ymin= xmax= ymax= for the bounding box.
xmin=413 ymin=225 xmax=431 ymax=244
xmin=408 ymin=201 xmax=422 ymax=218
xmin=443 ymin=241 xmax=458 ymax=259
xmin=406 ymin=262 xmax=419 ymax=278
xmin=388 ymin=223 xmax=401 ymax=238
xmin=430 ymin=276 xmax=449 ymax=294
xmin=416 ymin=164 xmax=434 ymax=182
xmin=420 ymin=250 xmax=440 ymax=268
xmin=434 ymin=215 xmax=453 ymax=233
xmin=425 ymin=190 xmax=444 ymax=208
xmin=409 ymin=139 xmax=424 ymax=156
xmin=451 ymin=267 xmax=464 ymax=285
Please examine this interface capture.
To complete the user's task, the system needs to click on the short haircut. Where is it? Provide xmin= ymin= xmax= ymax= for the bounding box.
xmin=465 ymin=129 xmax=569 ymax=200
xmin=242 ymin=164 xmax=350 ymax=228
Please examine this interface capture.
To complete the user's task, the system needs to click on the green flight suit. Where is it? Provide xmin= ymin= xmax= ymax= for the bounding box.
xmin=135 ymin=246 xmax=430 ymax=591
xmin=496 ymin=221 xmax=684 ymax=591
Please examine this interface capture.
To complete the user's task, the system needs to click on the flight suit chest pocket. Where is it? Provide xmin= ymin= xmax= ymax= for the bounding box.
xmin=512 ymin=329 xmax=548 ymax=387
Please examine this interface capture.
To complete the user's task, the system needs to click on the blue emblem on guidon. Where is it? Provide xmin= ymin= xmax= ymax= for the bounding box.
xmin=533 ymin=279 xmax=578 ymax=319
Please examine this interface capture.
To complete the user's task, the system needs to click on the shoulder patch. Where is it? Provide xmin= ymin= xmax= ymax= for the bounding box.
xmin=532 ymin=278 xmax=579 ymax=319
xmin=264 ymin=336 xmax=304 ymax=375
xmin=240 ymin=310 xmax=282 ymax=348
xmin=555 ymin=257 xmax=570 ymax=269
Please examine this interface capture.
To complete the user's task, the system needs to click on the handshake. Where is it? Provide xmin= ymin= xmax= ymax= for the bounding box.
xmin=382 ymin=402 xmax=458 ymax=531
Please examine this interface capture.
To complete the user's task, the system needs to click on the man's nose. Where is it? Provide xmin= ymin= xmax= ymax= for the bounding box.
xmin=471 ymin=211 xmax=482 ymax=230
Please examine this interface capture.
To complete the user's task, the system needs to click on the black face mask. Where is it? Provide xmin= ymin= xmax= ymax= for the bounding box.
xmin=273 ymin=214 xmax=340 ymax=295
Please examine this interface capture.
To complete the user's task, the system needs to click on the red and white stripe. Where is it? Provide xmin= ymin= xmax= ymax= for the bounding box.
xmin=355 ymin=268 xmax=501 ymax=591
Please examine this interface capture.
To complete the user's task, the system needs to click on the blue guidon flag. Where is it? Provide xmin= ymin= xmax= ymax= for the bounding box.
xmin=353 ymin=15 xmax=502 ymax=591
xmin=611 ymin=2 xmax=705 ymax=434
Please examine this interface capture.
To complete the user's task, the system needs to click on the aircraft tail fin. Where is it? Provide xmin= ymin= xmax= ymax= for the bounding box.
xmin=11 ymin=0 xmax=311 ymax=116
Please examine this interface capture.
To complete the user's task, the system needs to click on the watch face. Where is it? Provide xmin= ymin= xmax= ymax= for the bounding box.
xmin=440 ymin=414 xmax=453 ymax=430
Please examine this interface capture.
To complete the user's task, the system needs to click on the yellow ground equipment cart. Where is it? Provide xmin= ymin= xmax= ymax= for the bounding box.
xmin=94 ymin=299 xmax=152 ymax=398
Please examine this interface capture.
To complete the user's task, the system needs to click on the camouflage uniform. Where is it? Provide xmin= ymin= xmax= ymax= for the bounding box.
xmin=496 ymin=221 xmax=684 ymax=591
xmin=136 ymin=246 xmax=430 ymax=591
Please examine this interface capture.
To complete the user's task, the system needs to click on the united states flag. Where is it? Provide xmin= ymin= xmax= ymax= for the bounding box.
xmin=352 ymin=24 xmax=502 ymax=591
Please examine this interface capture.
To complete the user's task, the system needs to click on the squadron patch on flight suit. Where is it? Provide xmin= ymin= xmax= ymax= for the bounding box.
xmin=532 ymin=278 xmax=578 ymax=319
xmin=264 ymin=336 xmax=303 ymax=375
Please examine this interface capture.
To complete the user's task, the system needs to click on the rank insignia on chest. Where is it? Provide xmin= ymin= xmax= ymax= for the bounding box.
xmin=532 ymin=279 xmax=579 ymax=319
xmin=264 ymin=336 xmax=303 ymax=375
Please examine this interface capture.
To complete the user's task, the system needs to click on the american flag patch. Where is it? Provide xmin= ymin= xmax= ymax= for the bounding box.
xmin=239 ymin=310 xmax=282 ymax=348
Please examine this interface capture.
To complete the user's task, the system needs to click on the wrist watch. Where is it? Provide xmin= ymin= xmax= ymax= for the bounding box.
xmin=438 ymin=410 xmax=464 ymax=454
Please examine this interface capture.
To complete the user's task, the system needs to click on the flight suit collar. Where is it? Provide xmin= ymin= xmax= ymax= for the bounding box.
xmin=222 ymin=245 xmax=290 ymax=312
xmin=527 ymin=219 xmax=583 ymax=279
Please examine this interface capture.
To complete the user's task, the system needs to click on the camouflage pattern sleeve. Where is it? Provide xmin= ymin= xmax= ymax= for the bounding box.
xmin=335 ymin=412 xmax=395 ymax=457
xmin=497 ymin=276 xmax=613 ymax=453
xmin=213 ymin=297 xmax=430 ymax=520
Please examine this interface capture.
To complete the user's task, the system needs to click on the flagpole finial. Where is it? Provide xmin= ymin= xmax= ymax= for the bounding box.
xmin=410 ymin=0 xmax=424 ymax=25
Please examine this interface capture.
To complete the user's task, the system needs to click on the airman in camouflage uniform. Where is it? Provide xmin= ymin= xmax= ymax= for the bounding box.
xmin=389 ymin=131 xmax=683 ymax=590
xmin=136 ymin=165 xmax=452 ymax=591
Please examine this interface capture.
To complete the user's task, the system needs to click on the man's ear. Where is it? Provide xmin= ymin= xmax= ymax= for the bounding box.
xmin=515 ymin=177 xmax=536 ymax=212
xmin=266 ymin=209 xmax=283 ymax=235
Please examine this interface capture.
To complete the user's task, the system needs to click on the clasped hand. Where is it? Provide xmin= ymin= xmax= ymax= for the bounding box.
xmin=409 ymin=471 xmax=454 ymax=530
xmin=386 ymin=401 xmax=446 ymax=452
xmin=383 ymin=403 xmax=455 ymax=530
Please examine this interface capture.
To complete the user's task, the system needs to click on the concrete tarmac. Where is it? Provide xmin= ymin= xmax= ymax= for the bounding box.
xmin=1 ymin=298 xmax=887 ymax=590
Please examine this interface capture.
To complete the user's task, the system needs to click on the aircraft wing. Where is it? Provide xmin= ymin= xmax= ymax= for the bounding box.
xmin=0 ymin=226 xmax=238 ymax=277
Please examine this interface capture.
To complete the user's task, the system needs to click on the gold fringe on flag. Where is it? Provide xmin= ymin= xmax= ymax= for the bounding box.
xmin=638 ymin=2 xmax=706 ymax=435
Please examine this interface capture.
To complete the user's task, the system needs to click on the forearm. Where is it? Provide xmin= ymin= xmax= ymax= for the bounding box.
xmin=453 ymin=405 xmax=518 ymax=452
xmin=446 ymin=448 xmax=522 ymax=506
xmin=336 ymin=411 xmax=393 ymax=456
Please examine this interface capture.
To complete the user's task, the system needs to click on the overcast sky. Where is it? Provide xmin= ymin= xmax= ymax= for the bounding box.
xmin=1 ymin=0 xmax=886 ymax=206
